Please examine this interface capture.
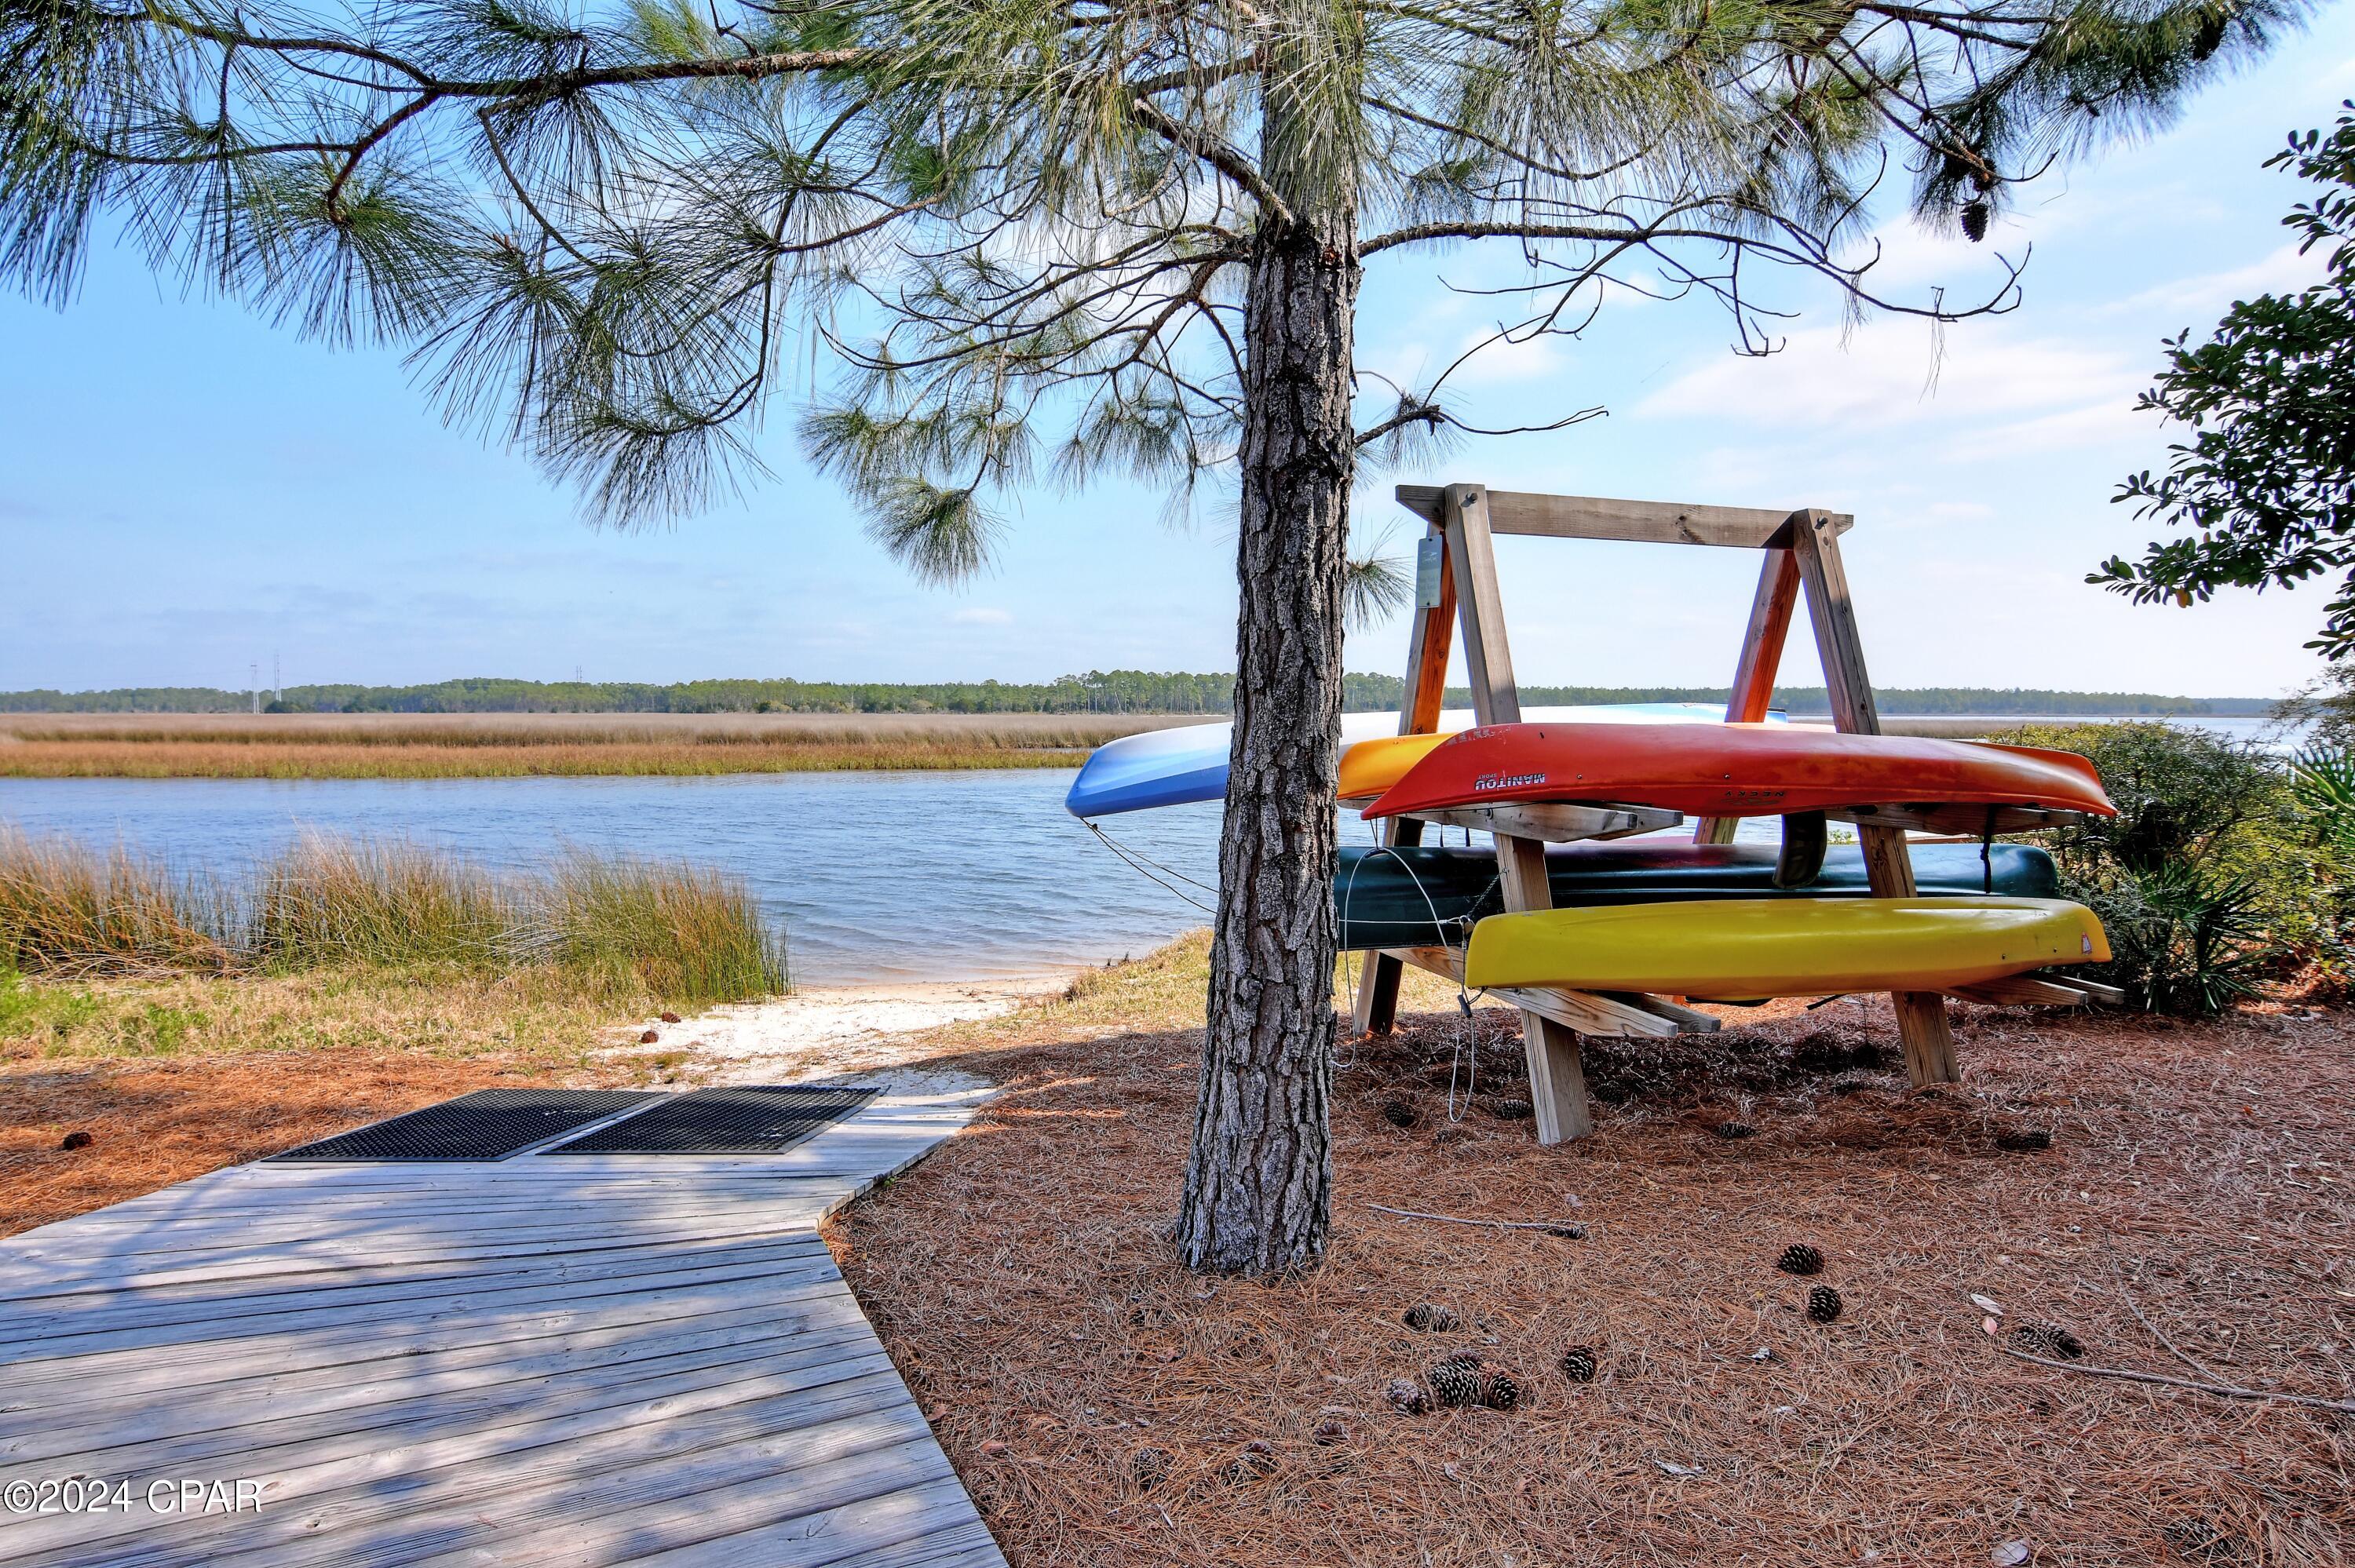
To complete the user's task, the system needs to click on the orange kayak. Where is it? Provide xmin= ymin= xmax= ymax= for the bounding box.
xmin=1362 ymin=722 xmax=2113 ymax=830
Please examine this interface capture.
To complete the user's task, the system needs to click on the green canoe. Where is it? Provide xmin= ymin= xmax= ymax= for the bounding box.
xmin=1337 ymin=841 xmax=2059 ymax=951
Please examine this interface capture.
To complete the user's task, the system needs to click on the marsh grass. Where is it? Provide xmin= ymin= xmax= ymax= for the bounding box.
xmin=0 ymin=834 xmax=236 ymax=976
xmin=538 ymin=855 xmax=790 ymax=1005
xmin=254 ymin=837 xmax=511 ymax=969
xmin=0 ymin=830 xmax=788 ymax=1006
xmin=0 ymin=712 xmax=1201 ymax=779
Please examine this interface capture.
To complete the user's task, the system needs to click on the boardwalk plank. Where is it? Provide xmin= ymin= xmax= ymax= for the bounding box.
xmin=0 ymin=1091 xmax=996 ymax=1567
xmin=0 ymin=1259 xmax=849 ymax=1400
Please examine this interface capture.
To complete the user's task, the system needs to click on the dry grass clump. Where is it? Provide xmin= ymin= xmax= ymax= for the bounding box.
xmin=0 ymin=833 xmax=236 ymax=976
xmin=0 ymin=711 xmax=1203 ymax=778
xmin=831 ymin=948 xmax=2355 ymax=1566
xmin=252 ymin=837 xmax=511 ymax=968
xmin=0 ymin=961 xmax=649 ymax=1067
xmin=0 ymin=830 xmax=788 ymax=1006
xmin=541 ymin=853 xmax=789 ymax=1004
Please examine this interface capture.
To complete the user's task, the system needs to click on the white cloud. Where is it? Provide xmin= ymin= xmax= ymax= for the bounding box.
xmin=1832 ymin=218 xmax=2030 ymax=299
xmin=949 ymin=606 xmax=1013 ymax=626
xmin=1636 ymin=320 xmax=2132 ymax=438
xmin=2101 ymin=242 xmax=2323 ymax=319
xmin=1439 ymin=327 xmax=1572 ymax=387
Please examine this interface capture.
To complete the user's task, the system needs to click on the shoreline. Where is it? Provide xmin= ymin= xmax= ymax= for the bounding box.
xmin=610 ymin=972 xmax=1079 ymax=1087
xmin=0 ymin=709 xmax=2282 ymax=779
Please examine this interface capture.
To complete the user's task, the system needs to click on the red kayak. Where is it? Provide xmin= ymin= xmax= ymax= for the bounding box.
xmin=1361 ymin=722 xmax=2114 ymax=833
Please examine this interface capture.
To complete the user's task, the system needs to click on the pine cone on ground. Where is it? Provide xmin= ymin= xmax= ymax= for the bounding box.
xmin=1403 ymin=1301 xmax=1459 ymax=1333
xmin=1216 ymin=1439 xmax=1276 ymax=1485
xmin=1559 ymin=1344 xmax=1598 ymax=1384
xmin=2010 ymin=1322 xmax=2085 ymax=1359
xmin=1481 ymin=1369 xmax=1521 ymax=1410
xmin=1807 ymin=1285 xmax=1844 ymax=1323
xmin=1429 ymin=1351 xmax=1487 ymax=1408
xmin=1383 ymin=1377 xmax=1429 ymax=1415
xmin=1777 ymin=1243 xmax=1826 ymax=1277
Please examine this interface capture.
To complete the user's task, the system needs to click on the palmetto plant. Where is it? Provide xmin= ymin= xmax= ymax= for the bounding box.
xmin=2090 ymin=861 xmax=2269 ymax=1016
xmin=2 ymin=0 xmax=2292 ymax=1272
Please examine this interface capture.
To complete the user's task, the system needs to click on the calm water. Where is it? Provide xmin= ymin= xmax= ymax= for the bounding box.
xmin=0 ymin=772 xmax=1241 ymax=985
xmin=0 ymin=713 xmax=2304 ymax=984
xmin=1930 ymin=714 xmax=2304 ymax=749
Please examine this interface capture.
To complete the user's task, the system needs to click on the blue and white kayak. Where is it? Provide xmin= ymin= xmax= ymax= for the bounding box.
xmin=1064 ymin=703 xmax=1770 ymax=819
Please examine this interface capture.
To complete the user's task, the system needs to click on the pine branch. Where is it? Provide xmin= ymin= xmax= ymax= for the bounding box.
xmin=1999 ymin=1347 xmax=2355 ymax=1415
xmin=1126 ymin=98 xmax=1290 ymax=224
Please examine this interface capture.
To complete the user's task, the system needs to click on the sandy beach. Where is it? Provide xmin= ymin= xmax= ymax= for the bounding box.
xmin=603 ymin=972 xmax=1078 ymax=1088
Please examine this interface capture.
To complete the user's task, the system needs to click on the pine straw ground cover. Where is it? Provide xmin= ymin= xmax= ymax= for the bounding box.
xmin=0 ymin=965 xmax=663 ymax=1236
xmin=831 ymin=968 xmax=2355 ymax=1565
xmin=0 ymin=1052 xmax=597 ymax=1236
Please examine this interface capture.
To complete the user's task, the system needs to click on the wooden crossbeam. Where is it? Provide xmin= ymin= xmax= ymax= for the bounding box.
xmin=1381 ymin=948 xmax=1720 ymax=1037
xmin=1402 ymin=802 xmax=1682 ymax=843
xmin=1833 ymin=804 xmax=2093 ymax=837
xmin=1396 ymin=486 xmax=1853 ymax=548
xmin=1947 ymin=974 xmax=2097 ymax=1006
xmin=1949 ymin=971 xmax=2125 ymax=1006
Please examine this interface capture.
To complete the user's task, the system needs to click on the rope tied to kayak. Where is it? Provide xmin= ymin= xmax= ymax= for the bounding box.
xmin=1342 ymin=842 xmax=1488 ymax=1121
xmin=1084 ymin=817 xmax=1492 ymax=1121
xmin=1079 ymin=820 xmax=1217 ymax=916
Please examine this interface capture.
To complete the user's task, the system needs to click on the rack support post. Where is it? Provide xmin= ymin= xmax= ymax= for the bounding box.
xmin=1786 ymin=508 xmax=1960 ymax=1086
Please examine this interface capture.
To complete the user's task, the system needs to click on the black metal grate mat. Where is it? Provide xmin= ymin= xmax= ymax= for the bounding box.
xmin=540 ymin=1085 xmax=882 ymax=1155
xmin=266 ymin=1089 xmax=659 ymax=1161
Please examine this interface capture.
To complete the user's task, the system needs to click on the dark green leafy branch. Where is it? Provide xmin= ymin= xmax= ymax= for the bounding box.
xmin=2095 ymin=104 xmax=2355 ymax=656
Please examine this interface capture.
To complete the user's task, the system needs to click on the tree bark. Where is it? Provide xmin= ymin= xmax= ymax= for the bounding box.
xmin=1171 ymin=192 xmax=1359 ymax=1274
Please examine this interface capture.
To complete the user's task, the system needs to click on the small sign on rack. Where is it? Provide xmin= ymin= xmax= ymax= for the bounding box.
xmin=1415 ymin=535 xmax=1445 ymax=609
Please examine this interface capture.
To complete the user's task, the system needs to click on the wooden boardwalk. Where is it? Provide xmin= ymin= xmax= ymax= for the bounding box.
xmin=0 ymin=1087 xmax=1005 ymax=1568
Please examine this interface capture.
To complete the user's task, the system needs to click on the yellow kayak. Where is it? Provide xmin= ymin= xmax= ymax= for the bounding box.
xmin=1462 ymin=897 xmax=2109 ymax=998
xmin=1338 ymin=731 xmax=1452 ymax=801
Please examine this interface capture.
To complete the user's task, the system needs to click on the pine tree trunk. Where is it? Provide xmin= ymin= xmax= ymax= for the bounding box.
xmin=1171 ymin=198 xmax=1359 ymax=1275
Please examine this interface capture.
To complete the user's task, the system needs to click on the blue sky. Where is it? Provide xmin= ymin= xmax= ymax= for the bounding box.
xmin=6 ymin=24 xmax=2355 ymax=701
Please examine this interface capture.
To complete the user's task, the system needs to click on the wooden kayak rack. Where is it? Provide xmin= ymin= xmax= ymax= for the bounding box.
xmin=1349 ymin=483 xmax=2114 ymax=1145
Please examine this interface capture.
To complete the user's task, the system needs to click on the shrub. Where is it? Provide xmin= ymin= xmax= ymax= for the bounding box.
xmin=2004 ymin=724 xmax=2320 ymax=1016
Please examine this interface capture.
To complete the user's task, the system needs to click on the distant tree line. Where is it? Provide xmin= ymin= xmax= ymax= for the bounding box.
xmin=0 ymin=676 xmax=2276 ymax=717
